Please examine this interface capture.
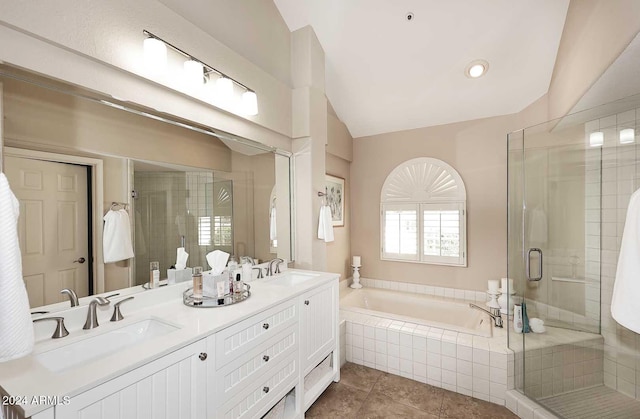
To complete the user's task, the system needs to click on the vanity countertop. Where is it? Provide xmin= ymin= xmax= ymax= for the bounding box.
xmin=0 ymin=269 xmax=339 ymax=417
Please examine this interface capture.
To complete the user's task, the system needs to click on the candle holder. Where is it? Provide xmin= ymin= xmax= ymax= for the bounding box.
xmin=350 ymin=265 xmax=363 ymax=289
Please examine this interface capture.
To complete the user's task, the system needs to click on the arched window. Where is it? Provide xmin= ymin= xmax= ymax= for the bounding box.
xmin=380 ymin=158 xmax=467 ymax=266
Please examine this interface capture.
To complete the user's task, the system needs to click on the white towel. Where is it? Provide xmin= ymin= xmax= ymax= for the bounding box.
xmin=0 ymin=173 xmax=34 ymax=362
xmin=269 ymin=204 xmax=277 ymax=241
xmin=103 ymin=209 xmax=135 ymax=263
xmin=317 ymin=205 xmax=334 ymax=243
xmin=611 ymin=188 xmax=640 ymax=333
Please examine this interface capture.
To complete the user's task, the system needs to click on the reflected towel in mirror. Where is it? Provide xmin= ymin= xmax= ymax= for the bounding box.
xmin=103 ymin=209 xmax=135 ymax=263
xmin=0 ymin=173 xmax=34 ymax=362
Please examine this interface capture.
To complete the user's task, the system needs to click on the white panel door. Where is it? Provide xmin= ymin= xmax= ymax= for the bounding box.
xmin=5 ymin=156 xmax=89 ymax=307
xmin=300 ymin=281 xmax=337 ymax=375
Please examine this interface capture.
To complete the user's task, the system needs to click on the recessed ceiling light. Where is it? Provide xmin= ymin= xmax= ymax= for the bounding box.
xmin=465 ymin=60 xmax=489 ymax=78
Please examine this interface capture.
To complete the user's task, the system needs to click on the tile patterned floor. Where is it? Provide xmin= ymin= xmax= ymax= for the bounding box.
xmin=307 ymin=363 xmax=517 ymax=418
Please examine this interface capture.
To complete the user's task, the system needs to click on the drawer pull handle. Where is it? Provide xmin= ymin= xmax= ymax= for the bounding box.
xmin=263 ymin=355 xmax=270 ymax=362
xmin=263 ymin=386 xmax=270 ymax=393
xmin=199 ymin=352 xmax=207 ymax=361
xmin=263 ymin=323 xmax=269 ymax=330
xmin=304 ymin=300 xmax=310 ymax=305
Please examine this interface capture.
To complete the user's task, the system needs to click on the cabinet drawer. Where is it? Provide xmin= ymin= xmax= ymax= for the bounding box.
xmin=215 ymin=301 xmax=297 ymax=368
xmin=221 ymin=354 xmax=297 ymax=419
xmin=216 ymin=324 xmax=297 ymax=400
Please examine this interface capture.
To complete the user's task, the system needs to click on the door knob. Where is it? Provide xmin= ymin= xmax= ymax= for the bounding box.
xmin=73 ymin=257 xmax=86 ymax=264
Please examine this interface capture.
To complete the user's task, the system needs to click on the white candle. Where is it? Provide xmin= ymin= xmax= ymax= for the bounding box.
xmin=501 ymin=278 xmax=513 ymax=292
xmin=352 ymin=256 xmax=361 ymax=266
xmin=488 ymin=279 xmax=499 ymax=292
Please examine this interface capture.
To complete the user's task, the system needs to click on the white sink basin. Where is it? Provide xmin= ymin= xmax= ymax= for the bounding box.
xmin=36 ymin=319 xmax=179 ymax=373
xmin=263 ymin=271 xmax=320 ymax=287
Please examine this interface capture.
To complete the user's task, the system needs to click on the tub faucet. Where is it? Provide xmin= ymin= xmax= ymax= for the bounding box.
xmin=83 ymin=297 xmax=110 ymax=330
xmin=266 ymin=258 xmax=284 ymax=276
xmin=60 ymin=288 xmax=79 ymax=307
xmin=469 ymin=303 xmax=503 ymax=328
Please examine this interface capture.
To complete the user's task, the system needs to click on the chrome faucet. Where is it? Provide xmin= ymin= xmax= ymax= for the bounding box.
xmin=110 ymin=296 xmax=135 ymax=322
xmin=469 ymin=303 xmax=503 ymax=328
xmin=266 ymin=258 xmax=284 ymax=276
xmin=33 ymin=316 xmax=69 ymax=339
xmin=83 ymin=297 xmax=110 ymax=330
xmin=240 ymin=256 xmax=255 ymax=265
xmin=60 ymin=288 xmax=79 ymax=307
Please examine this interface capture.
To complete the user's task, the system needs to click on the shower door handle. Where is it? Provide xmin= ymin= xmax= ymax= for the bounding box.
xmin=526 ymin=248 xmax=543 ymax=281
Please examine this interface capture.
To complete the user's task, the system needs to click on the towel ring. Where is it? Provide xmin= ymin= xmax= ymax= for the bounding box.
xmin=110 ymin=202 xmax=129 ymax=211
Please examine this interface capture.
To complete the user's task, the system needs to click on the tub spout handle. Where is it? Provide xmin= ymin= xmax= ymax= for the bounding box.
xmin=469 ymin=303 xmax=503 ymax=328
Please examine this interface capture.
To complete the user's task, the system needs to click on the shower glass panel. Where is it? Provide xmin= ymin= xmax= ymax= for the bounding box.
xmin=508 ymin=94 xmax=640 ymax=418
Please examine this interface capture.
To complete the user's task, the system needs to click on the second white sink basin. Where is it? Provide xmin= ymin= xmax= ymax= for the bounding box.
xmin=36 ymin=318 xmax=179 ymax=373
xmin=263 ymin=271 xmax=320 ymax=287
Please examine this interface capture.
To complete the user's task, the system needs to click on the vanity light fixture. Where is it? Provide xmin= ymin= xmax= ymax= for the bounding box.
xmin=142 ymin=30 xmax=258 ymax=116
xmin=465 ymin=59 xmax=489 ymax=78
xmin=619 ymin=128 xmax=635 ymax=144
xmin=589 ymin=131 xmax=604 ymax=147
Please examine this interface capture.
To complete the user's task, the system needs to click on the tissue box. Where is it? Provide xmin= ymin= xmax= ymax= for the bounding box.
xmin=203 ymin=271 xmax=229 ymax=297
xmin=167 ymin=268 xmax=193 ymax=284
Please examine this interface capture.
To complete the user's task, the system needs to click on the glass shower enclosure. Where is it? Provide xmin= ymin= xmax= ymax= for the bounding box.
xmin=507 ymin=95 xmax=640 ymax=418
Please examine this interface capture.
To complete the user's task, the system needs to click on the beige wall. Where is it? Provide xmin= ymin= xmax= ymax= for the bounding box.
xmin=158 ymin=0 xmax=292 ymax=86
xmin=326 ymin=153 xmax=350 ymax=281
xmin=352 ymin=114 xmax=522 ymax=291
xmin=548 ymin=0 xmax=640 ymax=120
xmin=2 ymin=78 xmax=232 ymax=171
xmin=325 ymin=103 xmax=353 ymax=281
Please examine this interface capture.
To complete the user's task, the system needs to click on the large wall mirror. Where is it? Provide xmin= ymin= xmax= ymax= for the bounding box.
xmin=0 ymin=65 xmax=293 ymax=311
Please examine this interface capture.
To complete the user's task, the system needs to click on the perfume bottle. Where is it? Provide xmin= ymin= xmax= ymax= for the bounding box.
xmin=192 ymin=266 xmax=203 ymax=305
xmin=149 ymin=261 xmax=159 ymax=289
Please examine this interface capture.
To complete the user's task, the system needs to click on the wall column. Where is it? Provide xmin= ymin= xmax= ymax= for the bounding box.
xmin=291 ymin=27 xmax=328 ymax=270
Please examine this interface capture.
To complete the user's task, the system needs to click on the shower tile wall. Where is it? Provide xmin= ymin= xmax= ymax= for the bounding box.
xmin=134 ymin=171 xmax=214 ymax=284
xmin=585 ymin=109 xmax=640 ymax=400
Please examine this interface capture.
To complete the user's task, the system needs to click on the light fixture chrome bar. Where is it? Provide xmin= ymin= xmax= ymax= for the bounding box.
xmin=143 ymin=29 xmax=254 ymax=93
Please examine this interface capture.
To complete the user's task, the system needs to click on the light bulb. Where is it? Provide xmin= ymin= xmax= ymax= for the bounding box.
xmin=589 ymin=131 xmax=604 ymax=147
xmin=143 ymin=38 xmax=167 ymax=75
xmin=216 ymin=77 xmax=234 ymax=101
xmin=242 ymin=91 xmax=258 ymax=116
xmin=183 ymin=60 xmax=204 ymax=88
xmin=468 ymin=64 xmax=485 ymax=78
xmin=620 ymin=128 xmax=635 ymax=144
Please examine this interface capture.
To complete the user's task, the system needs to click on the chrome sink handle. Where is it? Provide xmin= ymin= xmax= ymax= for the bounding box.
xmin=83 ymin=297 xmax=110 ymax=330
xmin=60 ymin=288 xmax=79 ymax=307
xmin=266 ymin=258 xmax=284 ymax=276
xmin=110 ymin=296 xmax=135 ymax=322
xmin=253 ymin=267 xmax=264 ymax=279
xmin=33 ymin=317 xmax=69 ymax=339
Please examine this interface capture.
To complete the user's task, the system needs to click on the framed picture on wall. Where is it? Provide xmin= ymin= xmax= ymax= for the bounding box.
xmin=325 ymin=174 xmax=345 ymax=227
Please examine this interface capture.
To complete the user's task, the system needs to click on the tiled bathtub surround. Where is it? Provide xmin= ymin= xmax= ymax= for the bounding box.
xmin=341 ymin=309 xmax=513 ymax=405
xmin=357 ymin=277 xmax=492 ymax=304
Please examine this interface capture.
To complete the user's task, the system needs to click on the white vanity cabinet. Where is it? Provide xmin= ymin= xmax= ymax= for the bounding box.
xmin=300 ymin=280 xmax=338 ymax=375
xmin=207 ymin=300 xmax=299 ymax=419
xmin=55 ymin=340 xmax=208 ymax=419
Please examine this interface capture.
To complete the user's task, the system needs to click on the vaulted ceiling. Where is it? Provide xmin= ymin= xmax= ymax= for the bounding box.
xmin=274 ymin=0 xmax=569 ymax=137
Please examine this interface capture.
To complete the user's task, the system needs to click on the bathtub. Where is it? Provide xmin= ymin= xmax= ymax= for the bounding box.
xmin=340 ymin=287 xmax=492 ymax=337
